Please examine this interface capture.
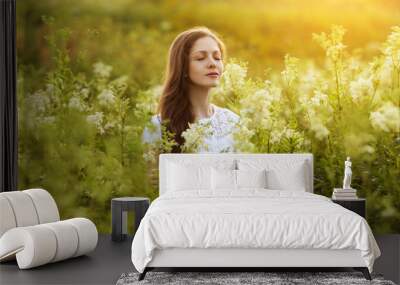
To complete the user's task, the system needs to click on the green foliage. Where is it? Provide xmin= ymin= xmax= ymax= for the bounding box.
xmin=18 ymin=30 xmax=152 ymax=233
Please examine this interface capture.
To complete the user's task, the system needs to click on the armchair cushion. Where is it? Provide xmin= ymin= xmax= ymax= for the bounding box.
xmin=0 ymin=218 xmax=98 ymax=269
xmin=0 ymin=189 xmax=98 ymax=269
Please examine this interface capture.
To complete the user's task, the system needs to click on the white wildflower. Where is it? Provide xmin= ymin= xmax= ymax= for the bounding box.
xmin=378 ymin=57 xmax=393 ymax=86
xmin=310 ymin=90 xmax=329 ymax=107
xmin=239 ymin=86 xmax=280 ymax=131
xmin=326 ymin=43 xmax=346 ymax=62
xmin=361 ymin=145 xmax=375 ymax=154
xmin=93 ymin=62 xmax=113 ymax=78
xmin=313 ymin=26 xmax=347 ymax=62
xmin=299 ymin=63 xmax=321 ymax=94
xmin=222 ymin=63 xmax=247 ymax=90
xmin=370 ymin=102 xmax=400 ymax=132
xmin=68 ymin=97 xmax=85 ymax=111
xmin=98 ymin=89 xmax=115 ymax=106
xmin=232 ymin=120 xmax=255 ymax=153
xmin=135 ymin=85 xmax=163 ymax=117
xmin=283 ymin=128 xmax=295 ymax=139
xmin=349 ymin=76 xmax=373 ymax=102
xmin=81 ymin=88 xmax=90 ymax=99
xmin=309 ymin=116 xmax=330 ymax=140
xmin=86 ymin=112 xmax=104 ymax=131
xmin=268 ymin=84 xmax=282 ymax=102
xmin=143 ymin=149 xmax=157 ymax=164
xmin=254 ymin=89 xmax=271 ymax=104
xmin=104 ymin=122 xmax=115 ymax=130
xmin=302 ymin=64 xmax=318 ymax=84
xmin=281 ymin=55 xmax=299 ymax=85
xmin=181 ymin=120 xmax=213 ymax=153
xmin=112 ymin=75 xmax=129 ymax=91
xmin=114 ymin=75 xmax=128 ymax=85
xmin=382 ymin=26 xmax=400 ymax=68
xmin=270 ymin=129 xmax=284 ymax=144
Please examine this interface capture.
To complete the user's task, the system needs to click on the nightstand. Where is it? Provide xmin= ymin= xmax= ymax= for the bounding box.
xmin=332 ymin=198 xmax=366 ymax=218
xmin=111 ymin=197 xmax=150 ymax=242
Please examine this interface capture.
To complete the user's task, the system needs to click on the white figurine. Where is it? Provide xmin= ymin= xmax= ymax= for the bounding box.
xmin=343 ymin=157 xmax=352 ymax=189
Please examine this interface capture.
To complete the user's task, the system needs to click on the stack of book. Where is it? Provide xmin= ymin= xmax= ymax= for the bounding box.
xmin=332 ymin=188 xmax=358 ymax=200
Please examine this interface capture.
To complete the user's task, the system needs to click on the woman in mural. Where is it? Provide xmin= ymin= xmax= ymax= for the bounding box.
xmin=143 ymin=27 xmax=240 ymax=153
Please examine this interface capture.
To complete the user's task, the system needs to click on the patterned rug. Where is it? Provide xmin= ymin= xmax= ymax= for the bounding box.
xmin=116 ymin=271 xmax=396 ymax=285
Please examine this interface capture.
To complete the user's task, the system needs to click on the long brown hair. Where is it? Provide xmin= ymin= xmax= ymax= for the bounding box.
xmin=158 ymin=27 xmax=226 ymax=152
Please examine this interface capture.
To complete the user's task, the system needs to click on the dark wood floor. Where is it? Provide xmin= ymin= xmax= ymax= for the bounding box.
xmin=374 ymin=234 xmax=400 ymax=284
xmin=0 ymin=235 xmax=135 ymax=285
xmin=0 ymin=234 xmax=399 ymax=285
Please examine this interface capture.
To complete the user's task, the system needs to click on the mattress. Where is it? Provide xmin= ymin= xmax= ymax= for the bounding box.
xmin=131 ymin=189 xmax=380 ymax=273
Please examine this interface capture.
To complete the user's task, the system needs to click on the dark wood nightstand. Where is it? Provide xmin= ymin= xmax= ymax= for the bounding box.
xmin=332 ymin=198 xmax=366 ymax=218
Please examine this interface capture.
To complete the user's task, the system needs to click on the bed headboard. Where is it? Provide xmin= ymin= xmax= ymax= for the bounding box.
xmin=159 ymin=153 xmax=314 ymax=195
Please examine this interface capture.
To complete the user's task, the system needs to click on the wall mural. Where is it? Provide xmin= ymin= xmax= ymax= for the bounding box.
xmin=17 ymin=0 xmax=400 ymax=233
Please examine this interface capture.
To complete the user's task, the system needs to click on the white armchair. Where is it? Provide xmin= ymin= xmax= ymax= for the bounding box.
xmin=0 ymin=188 xmax=98 ymax=269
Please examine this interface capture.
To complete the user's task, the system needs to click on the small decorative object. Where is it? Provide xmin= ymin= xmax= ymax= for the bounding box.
xmin=332 ymin=157 xmax=358 ymax=200
xmin=343 ymin=156 xmax=352 ymax=190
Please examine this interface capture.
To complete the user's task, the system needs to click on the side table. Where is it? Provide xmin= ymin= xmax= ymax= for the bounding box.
xmin=111 ymin=197 xmax=150 ymax=242
xmin=332 ymin=198 xmax=366 ymax=218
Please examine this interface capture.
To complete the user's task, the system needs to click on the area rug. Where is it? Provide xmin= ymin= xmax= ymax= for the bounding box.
xmin=116 ymin=271 xmax=396 ymax=285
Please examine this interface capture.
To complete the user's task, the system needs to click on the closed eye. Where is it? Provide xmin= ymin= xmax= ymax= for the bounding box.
xmin=194 ymin=57 xmax=221 ymax=61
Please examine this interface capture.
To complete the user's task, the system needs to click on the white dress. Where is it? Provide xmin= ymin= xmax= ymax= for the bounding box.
xmin=142 ymin=104 xmax=240 ymax=153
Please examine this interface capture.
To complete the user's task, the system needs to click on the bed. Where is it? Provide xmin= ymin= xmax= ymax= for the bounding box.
xmin=131 ymin=154 xmax=381 ymax=281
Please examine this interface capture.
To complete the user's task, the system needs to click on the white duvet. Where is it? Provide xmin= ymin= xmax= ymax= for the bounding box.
xmin=131 ymin=190 xmax=380 ymax=273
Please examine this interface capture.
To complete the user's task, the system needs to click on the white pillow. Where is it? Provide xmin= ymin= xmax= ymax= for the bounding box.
xmin=212 ymin=168 xmax=236 ymax=190
xmin=167 ymin=162 xmax=212 ymax=191
xmin=266 ymin=162 xmax=307 ymax=191
xmin=236 ymin=169 xmax=267 ymax=189
xmin=237 ymin=159 xmax=308 ymax=191
xmin=211 ymin=168 xmax=268 ymax=190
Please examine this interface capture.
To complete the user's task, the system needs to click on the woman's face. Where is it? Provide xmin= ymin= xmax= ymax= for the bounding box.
xmin=188 ymin=36 xmax=223 ymax=88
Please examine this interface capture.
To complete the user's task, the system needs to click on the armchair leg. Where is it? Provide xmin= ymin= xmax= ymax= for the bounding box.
xmin=138 ymin=268 xmax=148 ymax=281
xmin=354 ymin=267 xmax=371 ymax=280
